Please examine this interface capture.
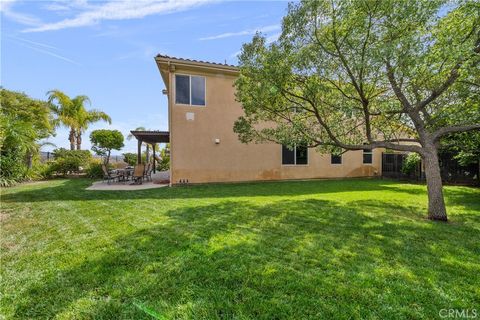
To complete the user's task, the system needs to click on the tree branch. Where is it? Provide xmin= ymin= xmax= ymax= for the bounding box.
xmin=432 ymin=124 xmax=480 ymax=141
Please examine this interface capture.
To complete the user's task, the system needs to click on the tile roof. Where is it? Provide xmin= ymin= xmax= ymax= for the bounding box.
xmin=155 ymin=54 xmax=237 ymax=68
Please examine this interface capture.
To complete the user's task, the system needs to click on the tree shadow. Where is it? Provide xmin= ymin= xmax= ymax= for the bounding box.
xmin=11 ymin=198 xmax=479 ymax=319
xmin=3 ymin=177 xmax=472 ymax=204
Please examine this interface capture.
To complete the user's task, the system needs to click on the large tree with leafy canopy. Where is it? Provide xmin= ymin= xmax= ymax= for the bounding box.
xmin=234 ymin=0 xmax=480 ymax=221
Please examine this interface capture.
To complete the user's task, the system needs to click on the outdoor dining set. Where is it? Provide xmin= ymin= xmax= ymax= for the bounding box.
xmin=101 ymin=163 xmax=154 ymax=185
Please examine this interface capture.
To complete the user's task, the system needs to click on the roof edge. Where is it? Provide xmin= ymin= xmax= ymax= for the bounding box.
xmin=155 ymin=54 xmax=239 ymax=73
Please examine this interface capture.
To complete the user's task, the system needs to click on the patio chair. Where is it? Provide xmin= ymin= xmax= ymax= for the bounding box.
xmin=132 ymin=164 xmax=145 ymax=185
xmin=102 ymin=165 xmax=119 ymax=184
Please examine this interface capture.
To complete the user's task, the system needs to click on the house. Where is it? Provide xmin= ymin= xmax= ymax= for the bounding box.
xmin=155 ymin=54 xmax=383 ymax=184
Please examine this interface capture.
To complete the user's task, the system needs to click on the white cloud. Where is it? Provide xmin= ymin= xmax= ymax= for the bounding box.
xmin=1 ymin=0 xmax=43 ymax=26
xmin=199 ymin=24 xmax=280 ymax=40
xmin=22 ymin=0 xmax=215 ymax=33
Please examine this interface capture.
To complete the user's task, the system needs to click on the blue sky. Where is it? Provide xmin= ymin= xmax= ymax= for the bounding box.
xmin=1 ymin=0 xmax=289 ymax=153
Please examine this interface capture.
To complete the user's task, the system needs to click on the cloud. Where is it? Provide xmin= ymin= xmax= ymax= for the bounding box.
xmin=1 ymin=0 xmax=43 ymax=26
xmin=22 ymin=0 xmax=215 ymax=33
xmin=199 ymin=24 xmax=280 ymax=40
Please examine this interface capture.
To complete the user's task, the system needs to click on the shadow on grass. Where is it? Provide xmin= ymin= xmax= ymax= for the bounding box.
xmin=11 ymin=199 xmax=480 ymax=319
xmin=2 ymin=177 xmax=478 ymax=202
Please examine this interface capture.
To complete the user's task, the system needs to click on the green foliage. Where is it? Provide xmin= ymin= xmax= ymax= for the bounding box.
xmin=44 ymin=148 xmax=92 ymax=176
xmin=0 ymin=89 xmax=54 ymax=185
xmin=157 ymin=145 xmax=170 ymax=171
xmin=123 ymin=152 xmax=138 ymax=166
xmin=441 ymin=131 xmax=480 ymax=166
xmin=53 ymin=149 xmax=92 ymax=166
xmin=402 ymin=153 xmax=422 ymax=175
xmin=0 ymin=151 xmax=28 ymax=187
xmin=234 ymin=0 xmax=480 ymax=152
xmin=85 ymin=159 xmax=106 ymax=179
xmin=90 ymin=130 xmax=124 ymax=165
xmin=1 ymin=179 xmax=479 ymax=318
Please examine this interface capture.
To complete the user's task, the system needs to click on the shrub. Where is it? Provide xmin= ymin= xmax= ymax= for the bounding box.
xmin=47 ymin=149 xmax=92 ymax=175
xmin=0 ymin=151 xmax=27 ymax=186
xmin=86 ymin=159 xmax=108 ymax=179
xmin=402 ymin=153 xmax=421 ymax=175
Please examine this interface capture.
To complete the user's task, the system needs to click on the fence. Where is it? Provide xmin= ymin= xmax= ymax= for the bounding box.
xmin=381 ymin=152 xmax=479 ymax=186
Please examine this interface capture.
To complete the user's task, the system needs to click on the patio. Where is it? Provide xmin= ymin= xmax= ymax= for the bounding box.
xmin=88 ymin=171 xmax=170 ymax=191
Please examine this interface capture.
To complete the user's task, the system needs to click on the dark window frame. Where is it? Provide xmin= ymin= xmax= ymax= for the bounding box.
xmin=331 ymin=154 xmax=342 ymax=164
xmin=282 ymin=145 xmax=308 ymax=165
xmin=363 ymin=148 xmax=373 ymax=164
xmin=175 ymin=74 xmax=206 ymax=106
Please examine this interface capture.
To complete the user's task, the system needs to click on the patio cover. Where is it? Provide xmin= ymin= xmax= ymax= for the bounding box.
xmin=129 ymin=130 xmax=169 ymax=169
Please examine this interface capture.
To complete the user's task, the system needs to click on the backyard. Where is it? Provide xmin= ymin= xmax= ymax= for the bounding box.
xmin=1 ymin=178 xmax=479 ymax=319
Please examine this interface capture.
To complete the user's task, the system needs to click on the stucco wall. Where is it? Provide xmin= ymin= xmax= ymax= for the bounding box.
xmin=164 ymin=65 xmax=383 ymax=184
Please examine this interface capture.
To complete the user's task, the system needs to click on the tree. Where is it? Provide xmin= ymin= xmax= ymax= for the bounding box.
xmin=234 ymin=0 xmax=480 ymax=221
xmin=90 ymin=130 xmax=124 ymax=167
xmin=0 ymin=89 xmax=54 ymax=185
xmin=48 ymin=90 xmax=111 ymax=150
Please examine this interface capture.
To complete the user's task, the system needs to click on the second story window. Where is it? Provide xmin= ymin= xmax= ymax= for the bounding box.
xmin=175 ymin=74 xmax=206 ymax=106
xmin=282 ymin=145 xmax=308 ymax=165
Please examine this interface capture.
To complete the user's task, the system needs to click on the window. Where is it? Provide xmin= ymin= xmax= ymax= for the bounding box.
xmin=282 ymin=145 xmax=308 ymax=165
xmin=175 ymin=74 xmax=206 ymax=106
xmin=363 ymin=148 xmax=373 ymax=164
xmin=331 ymin=154 xmax=342 ymax=164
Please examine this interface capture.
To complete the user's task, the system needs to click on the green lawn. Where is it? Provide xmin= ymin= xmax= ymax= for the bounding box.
xmin=1 ymin=179 xmax=479 ymax=319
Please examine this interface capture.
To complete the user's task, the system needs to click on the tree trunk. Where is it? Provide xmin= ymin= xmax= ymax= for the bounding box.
xmin=76 ymin=133 xmax=82 ymax=150
xmin=423 ymin=147 xmax=448 ymax=221
xmin=69 ymin=128 xmax=76 ymax=150
xmin=105 ymin=150 xmax=111 ymax=167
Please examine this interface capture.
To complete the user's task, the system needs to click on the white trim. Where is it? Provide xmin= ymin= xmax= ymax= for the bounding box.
xmin=174 ymin=73 xmax=206 ymax=107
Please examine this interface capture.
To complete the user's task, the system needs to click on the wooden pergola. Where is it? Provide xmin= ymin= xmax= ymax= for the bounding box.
xmin=129 ymin=130 xmax=169 ymax=173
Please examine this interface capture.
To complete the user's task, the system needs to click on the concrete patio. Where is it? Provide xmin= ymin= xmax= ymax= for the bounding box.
xmin=86 ymin=181 xmax=168 ymax=191
xmin=86 ymin=171 xmax=170 ymax=191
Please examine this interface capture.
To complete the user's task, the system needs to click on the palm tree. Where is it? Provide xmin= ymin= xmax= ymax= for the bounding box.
xmin=74 ymin=99 xmax=111 ymax=150
xmin=47 ymin=90 xmax=77 ymax=150
xmin=47 ymin=90 xmax=111 ymax=150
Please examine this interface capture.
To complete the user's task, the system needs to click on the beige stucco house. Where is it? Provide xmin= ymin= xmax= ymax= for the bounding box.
xmin=155 ymin=54 xmax=383 ymax=184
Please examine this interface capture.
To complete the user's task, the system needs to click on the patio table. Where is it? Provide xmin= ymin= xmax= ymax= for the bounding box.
xmin=115 ymin=168 xmax=134 ymax=182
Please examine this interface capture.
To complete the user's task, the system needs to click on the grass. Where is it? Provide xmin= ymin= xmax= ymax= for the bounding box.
xmin=1 ymin=178 xmax=479 ymax=319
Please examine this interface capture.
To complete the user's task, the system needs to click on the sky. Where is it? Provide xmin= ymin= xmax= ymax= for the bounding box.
xmin=1 ymin=0 xmax=290 ymax=153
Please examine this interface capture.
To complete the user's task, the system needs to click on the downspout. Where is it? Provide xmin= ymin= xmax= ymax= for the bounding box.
xmin=168 ymin=61 xmax=173 ymax=187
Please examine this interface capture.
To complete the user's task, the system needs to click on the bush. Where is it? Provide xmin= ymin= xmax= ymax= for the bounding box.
xmin=0 ymin=151 xmax=28 ymax=186
xmin=402 ymin=153 xmax=421 ymax=175
xmin=53 ymin=148 xmax=91 ymax=172
xmin=86 ymin=159 xmax=108 ymax=179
